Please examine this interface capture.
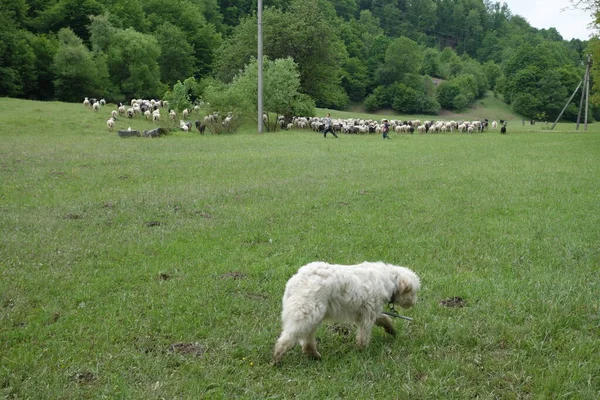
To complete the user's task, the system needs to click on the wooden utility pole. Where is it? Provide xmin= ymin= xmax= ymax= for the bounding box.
xmin=576 ymin=55 xmax=592 ymax=131
xmin=552 ymin=55 xmax=592 ymax=131
xmin=257 ymin=0 xmax=263 ymax=134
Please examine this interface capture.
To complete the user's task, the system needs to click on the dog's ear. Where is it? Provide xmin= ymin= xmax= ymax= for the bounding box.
xmin=397 ymin=276 xmax=413 ymax=295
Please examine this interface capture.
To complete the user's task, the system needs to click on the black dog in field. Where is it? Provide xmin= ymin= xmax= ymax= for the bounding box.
xmin=500 ymin=124 xmax=507 ymax=134
xmin=195 ymin=120 xmax=206 ymax=134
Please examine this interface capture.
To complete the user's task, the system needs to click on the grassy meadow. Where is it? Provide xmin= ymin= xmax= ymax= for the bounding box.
xmin=1 ymin=97 xmax=599 ymax=399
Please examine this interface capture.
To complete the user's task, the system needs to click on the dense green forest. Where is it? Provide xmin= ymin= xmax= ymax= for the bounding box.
xmin=0 ymin=0 xmax=594 ymax=119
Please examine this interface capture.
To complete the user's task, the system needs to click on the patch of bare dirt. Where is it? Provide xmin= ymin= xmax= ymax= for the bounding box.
xmin=71 ymin=371 xmax=96 ymax=383
xmin=243 ymin=292 xmax=267 ymax=301
xmin=158 ymin=273 xmax=171 ymax=281
xmin=440 ymin=296 xmax=466 ymax=308
xmin=168 ymin=342 xmax=207 ymax=357
xmin=194 ymin=211 xmax=212 ymax=219
xmin=220 ymin=271 xmax=246 ymax=280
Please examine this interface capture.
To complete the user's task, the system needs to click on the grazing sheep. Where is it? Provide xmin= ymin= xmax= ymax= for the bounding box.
xmin=92 ymin=102 xmax=100 ymax=112
xmin=99 ymin=98 xmax=106 ymax=106
xmin=111 ymin=110 xmax=118 ymax=119
xmin=180 ymin=120 xmax=190 ymax=132
xmin=170 ymin=110 xmax=176 ymax=121
xmin=107 ymin=118 xmax=115 ymax=132
xmin=83 ymin=97 xmax=90 ymax=107
xmin=491 ymin=121 xmax=498 ymax=129
xmin=195 ymin=120 xmax=206 ymax=134
xmin=183 ymin=109 xmax=189 ymax=119
xmin=118 ymin=105 xmax=126 ymax=116
xmin=127 ymin=108 xmax=134 ymax=118
xmin=144 ymin=110 xmax=152 ymax=120
xmin=152 ymin=110 xmax=160 ymax=123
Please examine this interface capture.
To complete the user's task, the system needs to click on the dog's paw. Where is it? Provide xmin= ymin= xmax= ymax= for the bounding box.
xmin=384 ymin=326 xmax=397 ymax=337
xmin=303 ymin=348 xmax=322 ymax=360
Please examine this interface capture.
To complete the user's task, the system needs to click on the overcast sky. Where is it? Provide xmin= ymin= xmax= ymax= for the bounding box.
xmin=502 ymin=0 xmax=596 ymax=40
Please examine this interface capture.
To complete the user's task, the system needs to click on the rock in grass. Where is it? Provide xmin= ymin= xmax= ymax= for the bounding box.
xmin=118 ymin=129 xmax=140 ymax=138
xmin=142 ymin=127 xmax=167 ymax=138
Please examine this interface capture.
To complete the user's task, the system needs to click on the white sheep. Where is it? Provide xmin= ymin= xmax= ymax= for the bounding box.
xmin=111 ymin=110 xmax=118 ymax=119
xmin=144 ymin=110 xmax=152 ymax=120
xmin=180 ymin=120 xmax=189 ymax=132
xmin=170 ymin=110 xmax=176 ymax=121
xmin=92 ymin=102 xmax=100 ymax=112
xmin=118 ymin=105 xmax=126 ymax=116
xmin=99 ymin=98 xmax=106 ymax=106
xmin=83 ymin=97 xmax=90 ymax=107
xmin=152 ymin=110 xmax=160 ymax=123
xmin=183 ymin=109 xmax=189 ymax=119
xmin=491 ymin=121 xmax=498 ymax=129
xmin=107 ymin=118 xmax=115 ymax=132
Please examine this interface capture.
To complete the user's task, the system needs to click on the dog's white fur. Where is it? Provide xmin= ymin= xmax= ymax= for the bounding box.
xmin=273 ymin=261 xmax=420 ymax=364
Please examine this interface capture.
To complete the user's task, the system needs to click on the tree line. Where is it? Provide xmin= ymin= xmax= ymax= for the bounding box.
xmin=0 ymin=0 xmax=593 ymax=120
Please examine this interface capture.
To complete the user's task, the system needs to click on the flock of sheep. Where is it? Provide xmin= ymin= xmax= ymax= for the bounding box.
xmin=84 ymin=97 xmax=506 ymax=136
xmin=83 ymin=97 xmax=206 ymax=134
xmin=291 ymin=116 xmax=506 ymax=134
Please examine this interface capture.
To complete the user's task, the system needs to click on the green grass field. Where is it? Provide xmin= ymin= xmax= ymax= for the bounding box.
xmin=1 ymin=97 xmax=599 ymax=399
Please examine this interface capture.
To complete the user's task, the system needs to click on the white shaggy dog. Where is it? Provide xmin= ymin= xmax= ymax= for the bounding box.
xmin=273 ymin=261 xmax=420 ymax=364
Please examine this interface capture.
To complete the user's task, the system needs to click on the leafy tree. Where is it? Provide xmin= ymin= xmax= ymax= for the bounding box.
xmin=420 ymin=48 xmax=441 ymax=77
xmin=391 ymin=83 xmax=422 ymax=114
xmin=341 ymin=57 xmax=369 ymax=102
xmin=406 ymin=0 xmax=438 ymax=33
xmin=34 ymin=0 xmax=104 ymax=42
xmin=26 ymin=32 xmax=59 ymax=99
xmin=452 ymin=94 xmax=468 ymax=110
xmin=0 ymin=4 xmax=38 ymax=98
xmin=376 ymin=37 xmax=423 ymax=85
xmin=436 ymin=80 xmax=462 ymax=109
xmin=154 ymin=22 xmax=196 ymax=86
xmin=460 ymin=60 xmax=488 ymax=97
xmin=463 ymin=8 xmax=485 ymax=57
xmin=143 ymin=0 xmax=221 ymax=78
xmin=163 ymin=79 xmax=194 ymax=112
xmin=88 ymin=12 xmax=114 ymax=53
xmin=107 ymin=28 xmax=164 ymax=99
xmin=215 ymin=0 xmax=349 ymax=108
xmin=331 ymin=0 xmax=358 ymax=19
xmin=371 ymin=0 xmax=403 ymax=37
xmin=364 ymin=85 xmax=390 ymax=111
xmin=52 ymin=28 xmax=100 ymax=101
xmin=512 ymin=92 xmax=542 ymax=118
xmin=482 ymin=60 xmax=502 ymax=91
xmin=108 ymin=0 xmax=147 ymax=31
xmin=204 ymin=57 xmax=315 ymax=131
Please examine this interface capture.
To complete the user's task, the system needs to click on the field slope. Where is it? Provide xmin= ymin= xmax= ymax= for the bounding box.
xmin=1 ymin=98 xmax=599 ymax=399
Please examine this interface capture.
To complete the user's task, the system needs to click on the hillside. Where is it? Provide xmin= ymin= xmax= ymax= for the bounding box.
xmin=0 ymin=0 xmax=589 ymax=123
